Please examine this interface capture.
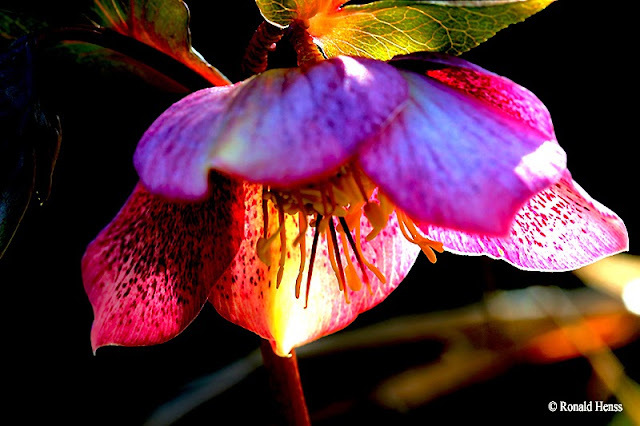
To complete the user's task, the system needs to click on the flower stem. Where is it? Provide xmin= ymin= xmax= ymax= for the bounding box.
xmin=260 ymin=339 xmax=311 ymax=426
xmin=241 ymin=22 xmax=285 ymax=77
xmin=289 ymin=21 xmax=325 ymax=68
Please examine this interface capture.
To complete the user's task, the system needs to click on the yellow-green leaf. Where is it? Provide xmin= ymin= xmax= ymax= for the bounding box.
xmin=254 ymin=0 xmax=344 ymax=27
xmin=308 ymin=0 xmax=556 ymax=60
xmin=93 ymin=0 xmax=229 ymax=86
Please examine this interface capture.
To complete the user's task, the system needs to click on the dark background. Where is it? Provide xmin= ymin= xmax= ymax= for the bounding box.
xmin=1 ymin=1 xmax=638 ymax=425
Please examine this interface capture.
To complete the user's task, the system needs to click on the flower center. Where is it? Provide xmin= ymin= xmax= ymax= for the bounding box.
xmin=258 ymin=165 xmax=443 ymax=307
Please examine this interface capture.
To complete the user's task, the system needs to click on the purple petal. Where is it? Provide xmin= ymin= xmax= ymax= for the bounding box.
xmin=134 ymin=56 xmax=408 ymax=200
xmin=358 ymin=61 xmax=566 ymax=236
xmin=82 ymin=178 xmax=244 ymax=351
xmin=391 ymin=53 xmax=555 ymax=140
xmin=420 ymin=171 xmax=628 ymax=271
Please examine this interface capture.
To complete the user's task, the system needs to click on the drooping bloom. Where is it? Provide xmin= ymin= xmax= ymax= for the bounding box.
xmin=82 ymin=54 xmax=628 ymax=356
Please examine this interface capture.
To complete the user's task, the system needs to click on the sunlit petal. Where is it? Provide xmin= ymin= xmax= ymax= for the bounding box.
xmin=134 ymin=56 xmax=407 ymax=199
xmin=420 ymin=172 xmax=628 ymax=271
xmin=209 ymin=184 xmax=420 ymax=356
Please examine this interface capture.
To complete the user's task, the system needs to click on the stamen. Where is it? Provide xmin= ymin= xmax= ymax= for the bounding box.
xmin=320 ymin=190 xmax=332 ymax=217
xmin=345 ymin=263 xmax=362 ymax=292
xmin=327 ymin=219 xmax=349 ymax=303
xmin=276 ymin=202 xmax=287 ymax=288
xmin=305 ymin=214 xmax=322 ymax=308
xmin=345 ymin=201 xmax=365 ymax=230
xmin=257 ymin=223 xmax=283 ymax=266
xmin=329 ymin=185 xmax=350 ymax=209
xmin=339 ymin=217 xmax=370 ymax=288
xmin=338 ymin=229 xmax=363 ymax=292
xmin=364 ymin=201 xmax=388 ymax=241
xmin=379 ymin=192 xmax=395 ymax=219
xmin=354 ymin=218 xmax=387 ymax=289
xmin=294 ymin=206 xmax=308 ymax=246
xmin=260 ymin=165 xmax=443 ymax=309
xmin=351 ymin=169 xmax=371 ymax=203
xmin=294 ymin=212 xmax=307 ymax=299
xmin=262 ymin=197 xmax=269 ymax=238
xmin=397 ymin=212 xmax=444 ymax=263
xmin=340 ymin=171 xmax=365 ymax=206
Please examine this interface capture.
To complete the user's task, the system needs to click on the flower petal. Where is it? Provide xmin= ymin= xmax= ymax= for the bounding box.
xmin=82 ymin=178 xmax=244 ymax=351
xmin=209 ymin=184 xmax=420 ymax=356
xmin=358 ymin=55 xmax=566 ymax=236
xmin=420 ymin=172 xmax=628 ymax=271
xmin=134 ymin=56 xmax=408 ymax=200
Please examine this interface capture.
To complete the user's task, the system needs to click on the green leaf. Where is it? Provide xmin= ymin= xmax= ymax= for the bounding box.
xmin=1 ymin=37 xmax=61 ymax=258
xmin=254 ymin=0 xmax=344 ymax=27
xmin=254 ymin=0 xmax=300 ymax=27
xmin=91 ymin=0 xmax=230 ymax=86
xmin=308 ymin=0 xmax=556 ymax=60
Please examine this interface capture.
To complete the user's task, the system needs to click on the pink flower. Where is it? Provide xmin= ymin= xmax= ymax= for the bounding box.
xmin=82 ymin=54 xmax=628 ymax=356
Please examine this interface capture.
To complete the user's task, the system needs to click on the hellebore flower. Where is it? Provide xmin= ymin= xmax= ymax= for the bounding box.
xmin=82 ymin=54 xmax=628 ymax=356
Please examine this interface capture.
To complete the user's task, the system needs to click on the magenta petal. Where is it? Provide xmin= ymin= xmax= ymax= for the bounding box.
xmin=391 ymin=53 xmax=556 ymax=140
xmin=420 ymin=171 xmax=628 ymax=271
xmin=134 ymin=56 xmax=408 ymax=199
xmin=82 ymin=178 xmax=244 ymax=351
xmin=358 ymin=60 xmax=566 ymax=236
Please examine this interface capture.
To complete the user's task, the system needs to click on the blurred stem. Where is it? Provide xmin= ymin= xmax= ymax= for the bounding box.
xmin=260 ymin=340 xmax=311 ymax=426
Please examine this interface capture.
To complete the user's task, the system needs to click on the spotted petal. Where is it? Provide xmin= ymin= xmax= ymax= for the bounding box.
xmin=210 ymin=184 xmax=420 ymax=356
xmin=82 ymin=178 xmax=244 ymax=351
xmin=134 ymin=56 xmax=408 ymax=200
xmin=420 ymin=171 xmax=628 ymax=271
xmin=358 ymin=54 xmax=565 ymax=236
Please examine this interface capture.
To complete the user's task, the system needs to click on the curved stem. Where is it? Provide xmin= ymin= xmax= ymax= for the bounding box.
xmin=260 ymin=340 xmax=312 ymax=426
xmin=241 ymin=21 xmax=285 ymax=77
xmin=289 ymin=21 xmax=325 ymax=68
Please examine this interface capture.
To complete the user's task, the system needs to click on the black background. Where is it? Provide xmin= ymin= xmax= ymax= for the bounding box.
xmin=1 ymin=1 xmax=638 ymax=425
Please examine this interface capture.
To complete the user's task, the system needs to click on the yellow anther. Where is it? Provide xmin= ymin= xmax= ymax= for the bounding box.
xmin=338 ymin=171 xmax=363 ymax=204
xmin=397 ymin=211 xmax=444 ymax=264
xmin=293 ymin=210 xmax=308 ymax=246
xmin=329 ymin=186 xmax=351 ymax=207
xmin=256 ymin=222 xmax=283 ymax=266
xmin=379 ymin=192 xmax=394 ymax=217
xmin=364 ymin=201 xmax=388 ymax=241
xmin=345 ymin=201 xmax=365 ymax=229
xmin=326 ymin=224 xmax=349 ymax=303
xmin=345 ymin=263 xmax=363 ymax=292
